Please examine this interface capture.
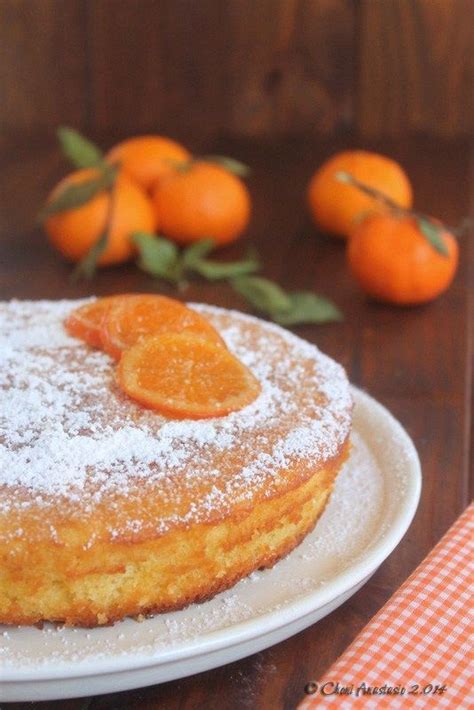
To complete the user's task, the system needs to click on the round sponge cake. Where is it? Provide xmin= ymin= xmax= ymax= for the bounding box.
xmin=0 ymin=299 xmax=352 ymax=626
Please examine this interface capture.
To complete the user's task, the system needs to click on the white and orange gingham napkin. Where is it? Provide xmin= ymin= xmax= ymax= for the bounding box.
xmin=298 ymin=503 xmax=473 ymax=709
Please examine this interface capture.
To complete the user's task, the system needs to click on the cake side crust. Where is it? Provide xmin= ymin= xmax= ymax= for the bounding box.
xmin=0 ymin=442 xmax=349 ymax=626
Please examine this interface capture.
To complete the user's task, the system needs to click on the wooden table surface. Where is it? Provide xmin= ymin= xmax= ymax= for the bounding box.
xmin=1 ymin=134 xmax=472 ymax=710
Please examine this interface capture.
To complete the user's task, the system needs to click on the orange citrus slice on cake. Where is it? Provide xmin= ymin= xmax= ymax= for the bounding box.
xmin=64 ymin=295 xmax=129 ymax=348
xmin=117 ymin=332 xmax=261 ymax=418
xmin=101 ymin=294 xmax=224 ymax=359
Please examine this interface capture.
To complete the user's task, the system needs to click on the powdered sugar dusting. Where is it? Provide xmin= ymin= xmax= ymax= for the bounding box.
xmin=0 ymin=299 xmax=352 ymax=541
xmin=0 ymin=427 xmax=387 ymax=669
xmin=0 ymin=388 xmax=422 ymax=674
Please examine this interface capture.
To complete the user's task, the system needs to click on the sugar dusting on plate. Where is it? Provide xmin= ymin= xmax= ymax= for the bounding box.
xmin=0 ymin=429 xmax=385 ymax=669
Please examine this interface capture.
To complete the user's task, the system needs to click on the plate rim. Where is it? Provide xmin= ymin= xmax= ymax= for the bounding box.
xmin=2 ymin=386 xmax=421 ymax=682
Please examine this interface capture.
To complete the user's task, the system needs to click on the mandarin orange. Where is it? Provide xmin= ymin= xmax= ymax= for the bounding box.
xmin=107 ymin=135 xmax=190 ymax=192
xmin=347 ymin=213 xmax=458 ymax=305
xmin=308 ymin=150 xmax=413 ymax=239
xmin=152 ymin=161 xmax=251 ymax=246
xmin=45 ymin=169 xmax=156 ymax=266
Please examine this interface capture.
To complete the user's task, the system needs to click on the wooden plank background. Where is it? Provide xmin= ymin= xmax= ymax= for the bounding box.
xmin=1 ymin=0 xmax=472 ymax=143
xmin=1 ymin=132 xmax=472 ymax=710
xmin=0 ymin=2 xmax=472 ymax=707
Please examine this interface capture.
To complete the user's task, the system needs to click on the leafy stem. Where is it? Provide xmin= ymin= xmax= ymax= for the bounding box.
xmin=231 ymin=275 xmax=343 ymax=324
xmin=335 ymin=171 xmax=460 ymax=257
xmin=71 ymin=178 xmax=117 ymax=280
xmin=38 ymin=164 xmax=118 ymax=222
xmin=133 ymin=235 xmax=342 ymax=326
xmin=164 ymin=155 xmax=251 ymax=178
xmin=41 ymin=125 xmax=341 ymax=326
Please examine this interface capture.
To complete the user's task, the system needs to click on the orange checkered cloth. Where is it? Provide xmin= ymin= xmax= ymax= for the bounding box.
xmin=298 ymin=503 xmax=473 ymax=709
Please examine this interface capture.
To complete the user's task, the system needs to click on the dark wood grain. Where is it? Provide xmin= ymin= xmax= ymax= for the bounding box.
xmin=357 ymin=0 xmax=474 ymax=138
xmin=1 ymin=0 xmax=472 ymax=141
xmin=88 ymin=0 xmax=354 ymax=140
xmin=1 ymin=134 xmax=472 ymax=709
xmin=0 ymin=0 xmax=88 ymax=142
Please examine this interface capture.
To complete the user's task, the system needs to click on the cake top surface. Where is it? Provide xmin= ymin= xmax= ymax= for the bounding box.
xmin=0 ymin=299 xmax=352 ymax=542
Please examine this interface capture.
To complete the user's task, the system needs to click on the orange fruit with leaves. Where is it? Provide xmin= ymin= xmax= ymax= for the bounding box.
xmin=45 ymin=168 xmax=156 ymax=266
xmin=347 ymin=213 xmax=458 ymax=305
xmin=100 ymin=294 xmax=225 ymax=359
xmin=107 ymin=135 xmax=190 ymax=192
xmin=152 ymin=161 xmax=251 ymax=247
xmin=117 ymin=332 xmax=261 ymax=418
xmin=307 ymin=150 xmax=413 ymax=238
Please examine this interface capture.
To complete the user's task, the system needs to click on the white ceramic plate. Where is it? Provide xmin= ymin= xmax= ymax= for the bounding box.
xmin=0 ymin=388 xmax=421 ymax=702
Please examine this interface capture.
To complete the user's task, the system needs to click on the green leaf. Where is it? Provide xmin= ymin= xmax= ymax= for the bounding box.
xmin=273 ymin=292 xmax=343 ymax=325
xmin=231 ymin=275 xmax=343 ymax=326
xmin=71 ymin=229 xmax=109 ymax=281
xmin=133 ymin=232 xmax=183 ymax=283
xmin=192 ymin=250 xmax=260 ymax=280
xmin=335 ymin=170 xmax=352 ymax=185
xmin=70 ymin=175 xmax=117 ymax=280
xmin=38 ymin=164 xmax=117 ymax=221
xmin=231 ymin=275 xmax=292 ymax=315
xmin=202 ymin=155 xmax=251 ymax=178
xmin=57 ymin=126 xmax=104 ymax=169
xmin=181 ymin=239 xmax=216 ymax=268
xmin=417 ymin=217 xmax=449 ymax=257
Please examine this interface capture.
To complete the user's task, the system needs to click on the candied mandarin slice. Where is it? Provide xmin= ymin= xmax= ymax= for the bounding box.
xmin=64 ymin=295 xmax=131 ymax=348
xmin=117 ymin=333 xmax=261 ymax=419
xmin=101 ymin=294 xmax=224 ymax=359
